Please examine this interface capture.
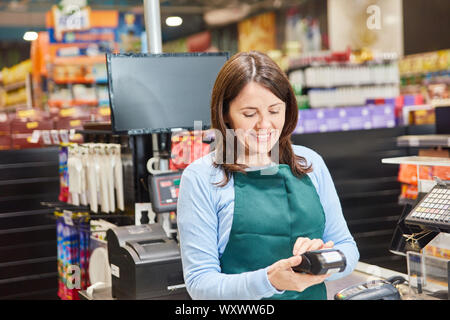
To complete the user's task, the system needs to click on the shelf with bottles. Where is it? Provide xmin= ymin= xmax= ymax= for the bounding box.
xmin=287 ymin=50 xmax=400 ymax=109
xmin=287 ymin=49 xmax=398 ymax=72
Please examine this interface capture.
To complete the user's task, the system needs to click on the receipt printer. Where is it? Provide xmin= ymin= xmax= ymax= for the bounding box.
xmin=106 ymin=223 xmax=190 ymax=300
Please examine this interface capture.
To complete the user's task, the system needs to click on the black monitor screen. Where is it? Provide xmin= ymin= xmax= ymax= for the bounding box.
xmin=106 ymin=52 xmax=229 ymax=134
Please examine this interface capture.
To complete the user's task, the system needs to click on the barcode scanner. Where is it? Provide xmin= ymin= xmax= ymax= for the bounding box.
xmin=292 ymin=249 xmax=347 ymax=275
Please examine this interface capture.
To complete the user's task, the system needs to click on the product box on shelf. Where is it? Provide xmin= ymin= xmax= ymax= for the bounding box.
xmin=11 ymin=134 xmax=43 ymax=149
xmin=368 ymin=104 xmax=396 ymax=129
xmin=323 ymin=108 xmax=341 ymax=132
xmin=0 ymin=135 xmax=11 ymax=150
xmin=296 ymin=102 xmax=399 ymax=134
xmin=341 ymin=106 xmax=372 ymax=131
xmin=10 ymin=118 xmax=54 ymax=134
xmin=295 ymin=108 xmax=318 ymax=134
xmin=0 ymin=112 xmax=11 ymax=136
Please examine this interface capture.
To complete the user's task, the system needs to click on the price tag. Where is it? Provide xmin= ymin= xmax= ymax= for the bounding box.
xmin=51 ymin=130 xmax=60 ymax=144
xmin=63 ymin=210 xmax=74 ymax=226
xmin=18 ymin=109 xmax=35 ymax=119
xmin=70 ymin=120 xmax=81 ymax=128
xmin=59 ymin=130 xmax=69 ymax=143
xmin=26 ymin=122 xmax=39 ymax=130
xmin=30 ymin=130 xmax=41 ymax=143
xmin=69 ymin=129 xmax=76 ymax=140
xmin=42 ymin=131 xmax=52 ymax=145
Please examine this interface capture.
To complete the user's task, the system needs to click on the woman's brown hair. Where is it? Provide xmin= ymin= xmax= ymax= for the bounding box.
xmin=211 ymin=51 xmax=312 ymax=186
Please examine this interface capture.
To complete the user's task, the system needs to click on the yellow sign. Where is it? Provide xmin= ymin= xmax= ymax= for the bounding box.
xmin=18 ymin=109 xmax=35 ymax=119
xmin=26 ymin=121 xmax=39 ymax=129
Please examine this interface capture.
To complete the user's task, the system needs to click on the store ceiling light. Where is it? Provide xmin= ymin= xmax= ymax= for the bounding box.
xmin=23 ymin=31 xmax=38 ymax=41
xmin=166 ymin=16 xmax=183 ymax=27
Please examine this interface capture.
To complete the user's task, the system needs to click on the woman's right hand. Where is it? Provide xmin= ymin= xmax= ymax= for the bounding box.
xmin=267 ymin=256 xmax=329 ymax=292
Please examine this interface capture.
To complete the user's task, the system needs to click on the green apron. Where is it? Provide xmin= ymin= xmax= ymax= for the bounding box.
xmin=219 ymin=164 xmax=327 ymax=300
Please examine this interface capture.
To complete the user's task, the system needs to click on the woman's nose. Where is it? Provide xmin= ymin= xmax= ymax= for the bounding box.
xmin=256 ymin=114 xmax=272 ymax=129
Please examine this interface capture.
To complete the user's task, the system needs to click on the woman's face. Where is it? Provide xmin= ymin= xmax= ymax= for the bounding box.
xmin=225 ymin=81 xmax=286 ymax=160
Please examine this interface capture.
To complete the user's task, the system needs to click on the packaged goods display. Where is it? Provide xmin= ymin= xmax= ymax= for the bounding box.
xmin=54 ymin=208 xmax=91 ymax=300
xmin=399 ymin=49 xmax=450 ymax=125
xmin=0 ymin=60 xmax=33 ymax=111
xmin=288 ymin=49 xmax=406 ymax=134
xmin=59 ymin=143 xmax=125 ymax=214
xmin=397 ymin=164 xmax=450 ymax=201
xmin=295 ymin=104 xmax=396 ymax=134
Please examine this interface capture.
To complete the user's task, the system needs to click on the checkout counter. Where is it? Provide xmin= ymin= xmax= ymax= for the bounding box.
xmin=77 ymin=261 xmax=419 ymax=300
xmin=81 ymin=167 xmax=449 ymax=301
xmin=80 ymin=151 xmax=449 ymax=301
xmin=78 ymin=54 xmax=448 ymax=301
xmin=79 ymin=165 xmax=449 ymax=300
xmin=79 ymin=172 xmax=190 ymax=300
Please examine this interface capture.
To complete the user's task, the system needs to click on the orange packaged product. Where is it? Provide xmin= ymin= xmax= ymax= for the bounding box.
xmin=433 ymin=166 xmax=450 ymax=181
xmin=400 ymin=183 xmax=418 ymax=200
xmin=398 ymin=164 xmax=433 ymax=186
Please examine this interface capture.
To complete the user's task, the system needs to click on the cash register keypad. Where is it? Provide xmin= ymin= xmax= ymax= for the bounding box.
xmin=406 ymin=186 xmax=450 ymax=231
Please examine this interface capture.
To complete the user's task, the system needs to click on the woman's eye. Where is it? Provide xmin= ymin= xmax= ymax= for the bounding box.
xmin=269 ymin=111 xmax=279 ymax=114
xmin=244 ymin=113 xmax=256 ymax=118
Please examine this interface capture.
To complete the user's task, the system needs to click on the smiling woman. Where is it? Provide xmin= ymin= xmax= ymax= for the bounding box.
xmin=176 ymin=50 xmax=359 ymax=300
xmin=211 ymin=51 xmax=311 ymax=186
xmin=225 ymin=82 xmax=286 ymax=167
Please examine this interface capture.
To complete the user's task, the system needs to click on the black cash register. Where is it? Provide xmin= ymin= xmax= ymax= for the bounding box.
xmin=106 ymin=172 xmax=189 ymax=300
xmin=107 ymin=223 xmax=189 ymax=300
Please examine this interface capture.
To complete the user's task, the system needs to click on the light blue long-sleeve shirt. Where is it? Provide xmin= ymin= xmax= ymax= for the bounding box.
xmin=177 ymin=145 xmax=360 ymax=300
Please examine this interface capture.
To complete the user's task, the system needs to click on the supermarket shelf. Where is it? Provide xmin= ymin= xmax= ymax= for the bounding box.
xmin=432 ymin=98 xmax=450 ymax=107
xmin=400 ymin=68 xmax=450 ymax=77
xmin=288 ymin=58 xmax=398 ymax=72
xmin=0 ymin=147 xmax=59 ymax=298
xmin=53 ymin=78 xmax=96 ymax=85
xmin=396 ymin=134 xmax=450 ymax=147
xmin=0 ymin=103 xmax=30 ymax=112
xmin=52 ymin=55 xmax=106 ymax=65
xmin=303 ymin=82 xmax=400 ymax=89
xmin=48 ymin=99 xmax=99 ymax=107
xmin=3 ymin=80 xmax=26 ymax=92
xmin=382 ymin=156 xmax=450 ymax=166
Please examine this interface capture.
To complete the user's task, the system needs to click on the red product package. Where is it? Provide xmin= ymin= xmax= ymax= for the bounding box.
xmin=400 ymin=183 xmax=418 ymax=199
xmin=11 ymin=133 xmax=43 ymax=149
xmin=0 ymin=113 xmax=11 ymax=136
xmin=170 ymin=132 xmax=211 ymax=170
xmin=10 ymin=118 xmax=54 ymax=134
xmin=0 ymin=135 xmax=12 ymax=150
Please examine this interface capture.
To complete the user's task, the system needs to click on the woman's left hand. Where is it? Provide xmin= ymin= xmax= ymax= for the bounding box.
xmin=292 ymin=237 xmax=334 ymax=256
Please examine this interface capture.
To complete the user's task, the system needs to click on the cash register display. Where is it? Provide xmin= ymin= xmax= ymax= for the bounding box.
xmin=157 ymin=176 xmax=181 ymax=206
xmin=405 ymin=185 xmax=450 ymax=232
xmin=149 ymin=173 xmax=182 ymax=213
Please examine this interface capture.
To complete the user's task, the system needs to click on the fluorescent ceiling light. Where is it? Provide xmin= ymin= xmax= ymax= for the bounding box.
xmin=23 ymin=31 xmax=38 ymax=41
xmin=166 ymin=16 xmax=182 ymax=27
